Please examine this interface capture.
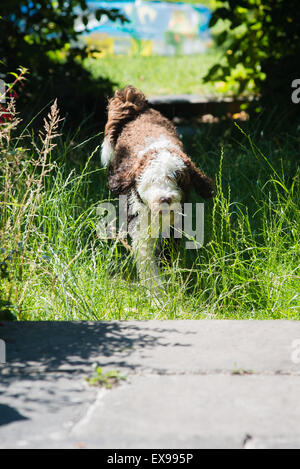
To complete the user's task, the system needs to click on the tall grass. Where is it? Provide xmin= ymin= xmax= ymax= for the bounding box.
xmin=0 ymin=102 xmax=299 ymax=320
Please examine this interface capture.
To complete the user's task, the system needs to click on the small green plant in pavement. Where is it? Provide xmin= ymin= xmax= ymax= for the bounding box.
xmin=85 ymin=365 xmax=127 ymax=389
xmin=231 ymin=363 xmax=254 ymax=376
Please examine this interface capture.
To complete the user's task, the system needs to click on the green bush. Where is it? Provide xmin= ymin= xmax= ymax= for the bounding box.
xmin=205 ymin=0 xmax=300 ymax=112
xmin=0 ymin=0 xmax=126 ymax=123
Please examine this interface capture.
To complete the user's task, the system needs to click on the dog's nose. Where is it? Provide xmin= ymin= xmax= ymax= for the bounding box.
xmin=159 ymin=197 xmax=172 ymax=205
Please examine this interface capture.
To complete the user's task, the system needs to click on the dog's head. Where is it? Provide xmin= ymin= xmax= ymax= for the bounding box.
xmin=136 ymin=150 xmax=185 ymax=214
xmin=136 ymin=150 xmax=214 ymax=214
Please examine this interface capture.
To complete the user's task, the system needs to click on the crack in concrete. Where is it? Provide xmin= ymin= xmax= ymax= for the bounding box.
xmin=135 ymin=368 xmax=300 ymax=377
xmin=69 ymin=388 xmax=107 ymax=436
xmin=1 ymin=366 xmax=300 ymax=378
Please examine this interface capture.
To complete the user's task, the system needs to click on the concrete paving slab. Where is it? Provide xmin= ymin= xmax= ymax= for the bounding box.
xmin=1 ymin=321 xmax=300 ymax=449
xmin=0 ymin=372 xmax=98 ymax=448
xmin=1 ymin=321 xmax=300 ymax=374
xmin=1 ymin=373 xmax=300 ymax=449
xmin=70 ymin=374 xmax=300 ymax=449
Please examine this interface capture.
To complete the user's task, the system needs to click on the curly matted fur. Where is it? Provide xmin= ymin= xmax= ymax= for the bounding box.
xmin=101 ymin=85 xmax=214 ymax=298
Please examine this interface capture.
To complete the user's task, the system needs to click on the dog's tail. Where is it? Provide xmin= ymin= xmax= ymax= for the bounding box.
xmin=105 ymin=86 xmax=148 ymax=145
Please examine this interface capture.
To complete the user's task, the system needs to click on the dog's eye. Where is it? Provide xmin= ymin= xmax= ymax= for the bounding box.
xmin=176 ymin=170 xmax=189 ymax=188
xmin=175 ymin=171 xmax=183 ymax=183
xmin=167 ymin=172 xmax=180 ymax=182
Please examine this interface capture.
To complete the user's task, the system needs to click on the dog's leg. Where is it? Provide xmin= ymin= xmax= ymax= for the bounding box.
xmin=133 ymin=236 xmax=163 ymax=289
xmin=130 ymin=208 xmax=165 ymax=304
xmin=158 ymin=226 xmax=180 ymax=266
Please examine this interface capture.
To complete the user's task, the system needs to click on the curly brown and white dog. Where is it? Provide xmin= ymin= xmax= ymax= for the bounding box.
xmin=101 ymin=86 xmax=214 ymax=297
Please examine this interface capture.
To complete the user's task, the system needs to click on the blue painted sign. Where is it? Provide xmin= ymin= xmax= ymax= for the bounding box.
xmin=76 ymin=1 xmax=212 ymax=56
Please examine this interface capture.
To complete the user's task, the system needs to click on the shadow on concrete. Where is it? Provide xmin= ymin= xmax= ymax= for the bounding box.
xmin=0 ymin=403 xmax=28 ymax=426
xmin=0 ymin=322 xmax=193 ymax=384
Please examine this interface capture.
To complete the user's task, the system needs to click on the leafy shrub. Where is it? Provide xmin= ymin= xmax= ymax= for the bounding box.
xmin=0 ymin=0 xmax=126 ymax=124
xmin=205 ymin=0 xmax=300 ymax=113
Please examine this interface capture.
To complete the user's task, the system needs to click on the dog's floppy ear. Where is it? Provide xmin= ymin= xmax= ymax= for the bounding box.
xmin=179 ymin=154 xmax=214 ymax=199
xmin=108 ymin=167 xmax=135 ymax=195
xmin=188 ymin=163 xmax=215 ymax=199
